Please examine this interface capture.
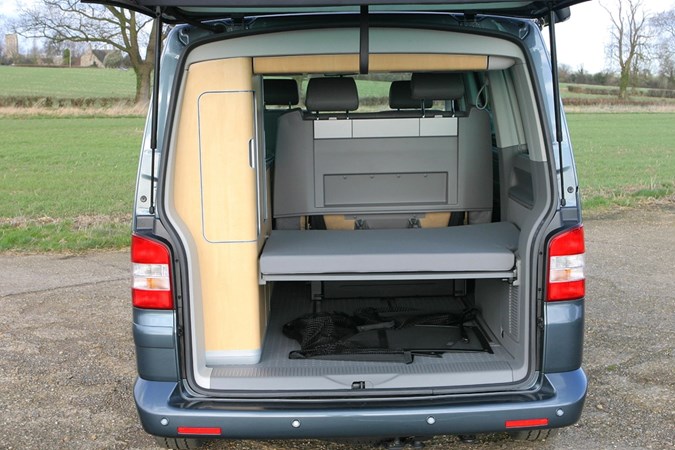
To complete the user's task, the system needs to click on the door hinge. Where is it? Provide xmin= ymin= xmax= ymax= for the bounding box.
xmin=537 ymin=317 xmax=545 ymax=330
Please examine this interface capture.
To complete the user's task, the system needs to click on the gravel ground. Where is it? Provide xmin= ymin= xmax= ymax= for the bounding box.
xmin=0 ymin=206 xmax=673 ymax=450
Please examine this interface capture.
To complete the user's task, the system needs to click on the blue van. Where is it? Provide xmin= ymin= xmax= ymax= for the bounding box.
xmin=94 ymin=0 xmax=588 ymax=447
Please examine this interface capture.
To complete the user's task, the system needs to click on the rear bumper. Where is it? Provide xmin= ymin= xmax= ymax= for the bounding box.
xmin=135 ymin=368 xmax=587 ymax=439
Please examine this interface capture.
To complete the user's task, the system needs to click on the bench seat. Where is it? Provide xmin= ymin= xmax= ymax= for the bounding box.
xmin=259 ymin=222 xmax=519 ymax=282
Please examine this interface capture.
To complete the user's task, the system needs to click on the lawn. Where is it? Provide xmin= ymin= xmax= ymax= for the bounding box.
xmin=0 ymin=113 xmax=673 ymax=252
xmin=567 ymin=113 xmax=675 ymax=209
xmin=0 ymin=66 xmax=136 ymax=99
xmin=0 ymin=117 xmax=143 ymax=251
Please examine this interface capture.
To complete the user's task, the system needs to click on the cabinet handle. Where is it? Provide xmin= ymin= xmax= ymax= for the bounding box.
xmin=248 ymin=138 xmax=256 ymax=169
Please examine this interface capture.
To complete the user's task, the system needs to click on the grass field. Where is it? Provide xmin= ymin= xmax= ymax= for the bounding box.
xmin=567 ymin=113 xmax=675 ymax=209
xmin=0 ymin=113 xmax=673 ymax=252
xmin=0 ymin=117 xmax=143 ymax=252
xmin=0 ymin=68 xmax=672 ymax=252
xmin=0 ymin=66 xmax=136 ymax=99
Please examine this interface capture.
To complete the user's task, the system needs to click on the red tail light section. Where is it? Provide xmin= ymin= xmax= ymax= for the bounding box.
xmin=546 ymin=225 xmax=585 ymax=302
xmin=131 ymin=234 xmax=174 ymax=309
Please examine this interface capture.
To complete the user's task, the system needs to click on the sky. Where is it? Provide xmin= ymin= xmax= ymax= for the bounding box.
xmin=553 ymin=0 xmax=674 ymax=73
xmin=0 ymin=0 xmax=21 ymax=19
xmin=1 ymin=0 xmax=674 ymax=74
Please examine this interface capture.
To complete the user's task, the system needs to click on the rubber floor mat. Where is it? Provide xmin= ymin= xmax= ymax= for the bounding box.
xmin=284 ymin=309 xmax=492 ymax=363
xmin=346 ymin=324 xmax=491 ymax=353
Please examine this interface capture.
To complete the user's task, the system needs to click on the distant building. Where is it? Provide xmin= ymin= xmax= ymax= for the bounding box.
xmin=53 ymin=54 xmax=80 ymax=67
xmin=80 ymin=46 xmax=110 ymax=68
xmin=4 ymin=34 xmax=19 ymax=59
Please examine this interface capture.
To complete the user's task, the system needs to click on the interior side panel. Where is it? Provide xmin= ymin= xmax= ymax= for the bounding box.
xmin=170 ymin=58 xmax=267 ymax=365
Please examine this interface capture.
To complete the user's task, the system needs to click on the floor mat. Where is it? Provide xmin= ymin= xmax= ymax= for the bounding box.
xmin=207 ymin=283 xmax=516 ymax=390
xmin=284 ymin=308 xmax=492 ymax=363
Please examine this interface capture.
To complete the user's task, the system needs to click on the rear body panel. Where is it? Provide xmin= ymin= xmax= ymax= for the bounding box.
xmin=158 ymin=20 xmax=548 ymax=393
xmin=133 ymin=308 xmax=179 ymax=381
xmin=125 ymin=7 xmax=586 ymax=442
xmin=134 ymin=369 xmax=586 ymax=438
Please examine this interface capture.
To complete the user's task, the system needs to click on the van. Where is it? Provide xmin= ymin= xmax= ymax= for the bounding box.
xmin=108 ymin=0 xmax=588 ymax=447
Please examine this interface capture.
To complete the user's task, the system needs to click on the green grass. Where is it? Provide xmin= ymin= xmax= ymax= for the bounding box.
xmin=0 ymin=117 xmax=143 ymax=252
xmin=567 ymin=113 xmax=675 ymax=209
xmin=0 ymin=66 xmax=136 ymax=99
xmin=1 ymin=113 xmax=673 ymax=253
xmin=355 ymin=80 xmax=390 ymax=98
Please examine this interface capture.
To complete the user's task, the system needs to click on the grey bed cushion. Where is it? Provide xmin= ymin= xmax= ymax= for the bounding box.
xmin=260 ymin=222 xmax=519 ymax=275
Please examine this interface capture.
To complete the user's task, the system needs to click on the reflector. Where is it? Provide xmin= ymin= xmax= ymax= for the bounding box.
xmin=505 ymin=418 xmax=549 ymax=428
xmin=177 ymin=426 xmax=222 ymax=435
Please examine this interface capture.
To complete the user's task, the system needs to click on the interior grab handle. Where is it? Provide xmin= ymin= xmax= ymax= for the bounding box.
xmin=249 ymin=136 xmax=262 ymax=236
xmin=248 ymin=138 xmax=256 ymax=169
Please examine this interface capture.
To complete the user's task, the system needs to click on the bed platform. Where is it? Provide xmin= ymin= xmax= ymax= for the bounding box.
xmin=259 ymin=222 xmax=520 ymax=283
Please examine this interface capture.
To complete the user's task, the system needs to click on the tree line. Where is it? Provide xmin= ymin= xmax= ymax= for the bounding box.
xmin=559 ymin=64 xmax=674 ymax=94
xmin=5 ymin=0 xmax=675 ymax=104
xmin=11 ymin=0 xmax=161 ymax=104
xmin=601 ymin=0 xmax=675 ymax=97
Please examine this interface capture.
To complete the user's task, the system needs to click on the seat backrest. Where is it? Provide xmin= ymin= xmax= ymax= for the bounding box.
xmin=411 ymin=72 xmax=465 ymax=116
xmin=304 ymin=77 xmax=358 ymax=118
xmin=389 ymin=80 xmax=432 ymax=111
xmin=263 ymin=78 xmax=299 ymax=108
xmin=273 ymin=72 xmax=493 ymax=228
xmin=412 ymin=72 xmax=492 ymax=223
xmin=263 ymin=78 xmax=299 ymax=166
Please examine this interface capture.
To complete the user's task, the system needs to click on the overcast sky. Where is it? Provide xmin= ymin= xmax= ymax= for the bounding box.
xmin=553 ymin=0 xmax=675 ymax=73
xmin=1 ymin=0 xmax=674 ymax=74
xmin=0 ymin=0 xmax=20 ymax=19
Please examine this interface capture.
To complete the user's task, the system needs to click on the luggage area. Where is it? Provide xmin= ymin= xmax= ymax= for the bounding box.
xmin=160 ymin=28 xmax=552 ymax=393
xmin=207 ymin=280 xmax=522 ymax=392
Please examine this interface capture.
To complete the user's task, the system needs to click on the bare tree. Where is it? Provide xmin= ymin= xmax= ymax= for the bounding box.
xmin=15 ymin=1 xmax=162 ymax=104
xmin=0 ymin=15 xmax=9 ymax=60
xmin=651 ymin=8 xmax=675 ymax=38
xmin=651 ymin=9 xmax=675 ymax=89
xmin=601 ymin=0 xmax=651 ymax=99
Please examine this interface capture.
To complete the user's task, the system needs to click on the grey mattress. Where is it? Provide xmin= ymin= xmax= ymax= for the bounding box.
xmin=260 ymin=222 xmax=519 ymax=276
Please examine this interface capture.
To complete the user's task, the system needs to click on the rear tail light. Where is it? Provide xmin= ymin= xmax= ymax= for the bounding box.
xmin=546 ymin=225 xmax=585 ymax=302
xmin=131 ymin=234 xmax=173 ymax=309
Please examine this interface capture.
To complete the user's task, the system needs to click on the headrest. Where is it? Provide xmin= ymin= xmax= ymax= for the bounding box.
xmin=305 ymin=77 xmax=359 ymax=112
xmin=263 ymin=79 xmax=299 ymax=106
xmin=411 ymin=73 xmax=465 ymax=101
xmin=389 ymin=81 xmax=433 ymax=109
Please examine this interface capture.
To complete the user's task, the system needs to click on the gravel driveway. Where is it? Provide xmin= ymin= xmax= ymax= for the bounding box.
xmin=1 ymin=207 xmax=673 ymax=450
